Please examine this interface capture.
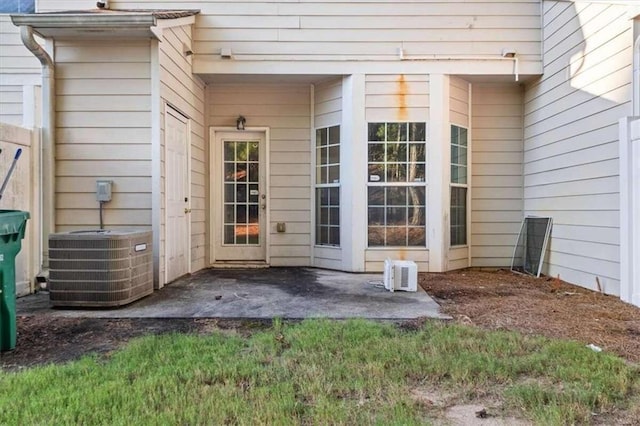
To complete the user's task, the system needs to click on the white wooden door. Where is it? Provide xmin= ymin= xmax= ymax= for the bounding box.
xmin=166 ymin=107 xmax=190 ymax=282
xmin=214 ymin=131 xmax=266 ymax=261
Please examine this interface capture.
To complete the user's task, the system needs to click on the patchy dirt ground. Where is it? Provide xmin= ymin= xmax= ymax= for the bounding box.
xmin=0 ymin=318 xmax=269 ymax=371
xmin=1 ymin=268 xmax=639 ymax=371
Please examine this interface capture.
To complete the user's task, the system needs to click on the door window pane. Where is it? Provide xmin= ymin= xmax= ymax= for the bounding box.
xmin=248 ymin=142 xmax=259 ymax=161
xmin=223 ymin=140 xmax=261 ymax=245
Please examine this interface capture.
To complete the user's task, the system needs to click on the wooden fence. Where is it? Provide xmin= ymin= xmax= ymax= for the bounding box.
xmin=0 ymin=122 xmax=40 ymax=296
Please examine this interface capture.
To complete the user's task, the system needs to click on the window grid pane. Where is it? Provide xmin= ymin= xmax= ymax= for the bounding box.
xmin=315 ymin=125 xmax=341 ymax=246
xmin=451 ymin=125 xmax=468 ymax=185
xmin=368 ymin=122 xmax=426 ymax=184
xmin=450 ymin=187 xmax=467 ymax=246
xmin=366 ymin=186 xmax=426 ymax=247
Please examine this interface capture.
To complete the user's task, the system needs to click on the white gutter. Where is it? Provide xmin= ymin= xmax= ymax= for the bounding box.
xmin=12 ymin=13 xmax=157 ymax=28
xmin=19 ymin=25 xmax=54 ymax=271
xmin=398 ymin=49 xmax=520 ymax=82
xmin=11 ymin=14 xmax=161 ymax=40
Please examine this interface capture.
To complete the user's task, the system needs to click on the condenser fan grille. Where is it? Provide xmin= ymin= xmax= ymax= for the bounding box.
xmin=48 ymin=230 xmax=153 ymax=307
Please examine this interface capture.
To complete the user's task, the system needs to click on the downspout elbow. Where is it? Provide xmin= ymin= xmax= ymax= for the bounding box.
xmin=20 ymin=26 xmax=53 ymax=71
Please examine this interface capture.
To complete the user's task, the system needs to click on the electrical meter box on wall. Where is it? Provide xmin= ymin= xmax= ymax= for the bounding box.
xmin=96 ymin=180 xmax=112 ymax=202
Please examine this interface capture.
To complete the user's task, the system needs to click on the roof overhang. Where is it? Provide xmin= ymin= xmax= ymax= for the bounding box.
xmin=11 ymin=9 xmax=199 ymax=40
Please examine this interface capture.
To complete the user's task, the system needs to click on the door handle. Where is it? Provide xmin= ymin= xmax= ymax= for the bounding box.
xmin=184 ymin=208 xmax=192 ymax=214
xmin=261 ymin=204 xmax=266 ymax=210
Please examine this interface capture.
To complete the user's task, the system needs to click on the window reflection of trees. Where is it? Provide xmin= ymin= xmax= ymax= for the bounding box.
xmin=367 ymin=122 xmax=427 ymax=247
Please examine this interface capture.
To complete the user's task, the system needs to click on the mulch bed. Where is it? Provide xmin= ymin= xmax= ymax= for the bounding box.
xmin=422 ymin=268 xmax=640 ymax=363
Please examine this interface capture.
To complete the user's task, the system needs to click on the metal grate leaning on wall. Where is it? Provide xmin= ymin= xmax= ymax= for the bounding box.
xmin=511 ymin=216 xmax=553 ymax=278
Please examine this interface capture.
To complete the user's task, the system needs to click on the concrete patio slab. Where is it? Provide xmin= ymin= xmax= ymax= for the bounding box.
xmin=17 ymin=268 xmax=450 ymax=320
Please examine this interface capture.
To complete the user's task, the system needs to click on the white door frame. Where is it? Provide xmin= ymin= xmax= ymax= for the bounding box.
xmin=209 ymin=127 xmax=271 ymax=265
xmin=164 ymin=104 xmax=192 ymax=284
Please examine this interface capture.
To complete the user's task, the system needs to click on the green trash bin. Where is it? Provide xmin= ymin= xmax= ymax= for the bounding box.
xmin=0 ymin=210 xmax=29 ymax=352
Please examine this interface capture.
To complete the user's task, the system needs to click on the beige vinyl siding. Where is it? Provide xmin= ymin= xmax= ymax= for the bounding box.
xmin=471 ymin=83 xmax=524 ymax=267
xmin=523 ymin=1 xmax=632 ymax=295
xmin=364 ymin=74 xmax=429 ymax=272
xmin=450 ymin=77 xmax=470 ymax=128
xmin=314 ymin=246 xmax=342 ymax=270
xmin=365 ymin=249 xmax=428 ymax=273
xmin=186 ymin=1 xmax=540 ymax=64
xmin=36 ymin=1 xmax=94 ymax=11
xmin=37 ymin=1 xmax=542 ymax=76
xmin=365 ymin=74 xmax=429 ymax=122
xmin=0 ymin=85 xmax=22 ymax=125
xmin=31 ymin=0 xmax=538 ymax=71
xmin=314 ymin=78 xmax=342 ymax=129
xmin=0 ymin=16 xmax=40 ymax=73
xmin=314 ymin=78 xmax=342 ymax=270
xmin=55 ymin=41 xmax=152 ymax=232
xmin=0 ymin=16 xmax=41 ymax=126
xmin=208 ymin=83 xmax=311 ymax=266
xmin=448 ymin=76 xmax=470 ymax=270
xmin=159 ymin=24 xmax=207 ymax=281
xmin=449 ymin=246 xmax=468 ymax=270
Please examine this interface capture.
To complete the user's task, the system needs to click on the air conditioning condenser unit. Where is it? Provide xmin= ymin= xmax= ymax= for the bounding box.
xmin=383 ymin=259 xmax=418 ymax=292
xmin=48 ymin=230 xmax=153 ymax=307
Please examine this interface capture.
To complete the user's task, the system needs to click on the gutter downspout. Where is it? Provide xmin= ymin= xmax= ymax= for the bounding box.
xmin=19 ymin=25 xmax=54 ymax=274
xmin=634 ymin=34 xmax=639 ymax=116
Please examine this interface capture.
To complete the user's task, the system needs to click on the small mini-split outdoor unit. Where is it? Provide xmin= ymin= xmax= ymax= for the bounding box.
xmin=48 ymin=230 xmax=153 ymax=307
xmin=383 ymin=259 xmax=418 ymax=292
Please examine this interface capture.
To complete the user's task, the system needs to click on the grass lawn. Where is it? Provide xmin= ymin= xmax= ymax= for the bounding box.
xmin=1 ymin=319 xmax=639 ymax=425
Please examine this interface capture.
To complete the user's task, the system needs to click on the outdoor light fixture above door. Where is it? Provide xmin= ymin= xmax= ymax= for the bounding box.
xmin=236 ymin=116 xmax=246 ymax=130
